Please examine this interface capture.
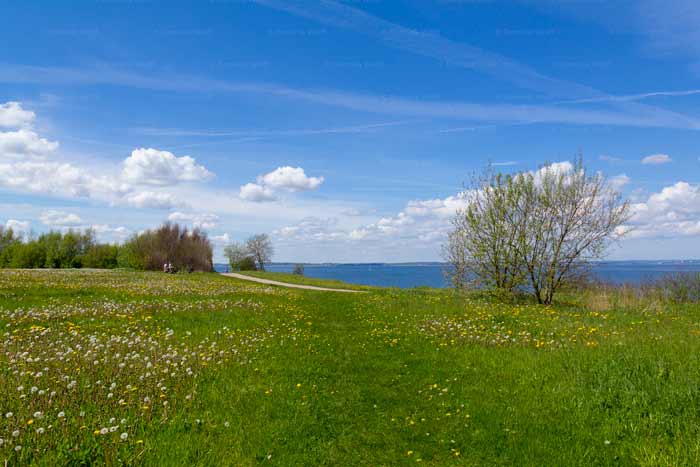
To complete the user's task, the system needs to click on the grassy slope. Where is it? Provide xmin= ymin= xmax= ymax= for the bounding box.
xmin=1 ymin=270 xmax=700 ymax=465
xmin=235 ymin=270 xmax=374 ymax=291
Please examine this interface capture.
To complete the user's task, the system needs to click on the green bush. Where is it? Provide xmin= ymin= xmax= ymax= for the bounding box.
xmin=238 ymin=256 xmax=258 ymax=271
xmin=81 ymin=244 xmax=119 ymax=269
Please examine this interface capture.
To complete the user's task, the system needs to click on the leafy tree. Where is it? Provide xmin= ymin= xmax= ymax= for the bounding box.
xmin=0 ymin=226 xmax=20 ymax=267
xmin=446 ymin=158 xmax=630 ymax=304
xmin=444 ymin=169 xmax=525 ymax=294
xmin=224 ymin=242 xmax=248 ymax=271
xmin=81 ymin=244 xmax=119 ymax=269
xmin=238 ymin=256 xmax=258 ymax=271
xmin=245 ymin=234 xmax=273 ymax=271
xmin=8 ymin=242 xmax=46 ymax=268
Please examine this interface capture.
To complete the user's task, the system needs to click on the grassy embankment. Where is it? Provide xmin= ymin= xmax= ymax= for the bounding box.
xmin=1 ymin=269 xmax=700 ymax=466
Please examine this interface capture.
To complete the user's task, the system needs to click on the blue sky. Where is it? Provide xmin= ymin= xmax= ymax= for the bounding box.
xmin=1 ymin=0 xmax=699 ymax=261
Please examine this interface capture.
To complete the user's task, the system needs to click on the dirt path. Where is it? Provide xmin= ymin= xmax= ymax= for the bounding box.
xmin=220 ymin=272 xmax=364 ymax=293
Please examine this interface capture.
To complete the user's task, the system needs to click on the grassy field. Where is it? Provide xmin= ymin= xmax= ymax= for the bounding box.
xmin=2 ymin=270 xmax=700 ymax=466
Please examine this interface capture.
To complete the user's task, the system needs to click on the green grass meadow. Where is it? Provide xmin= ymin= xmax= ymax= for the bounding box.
xmin=2 ymin=269 xmax=700 ymax=465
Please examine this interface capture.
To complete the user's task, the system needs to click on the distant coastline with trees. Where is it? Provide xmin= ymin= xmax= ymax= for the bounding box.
xmin=0 ymin=222 xmax=241 ymax=273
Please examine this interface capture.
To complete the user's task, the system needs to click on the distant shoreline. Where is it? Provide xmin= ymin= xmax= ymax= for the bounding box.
xmin=217 ymin=260 xmax=700 ymax=267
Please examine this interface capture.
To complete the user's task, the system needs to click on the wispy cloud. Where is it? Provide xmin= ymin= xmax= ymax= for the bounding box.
xmin=252 ymin=0 xmax=700 ymax=130
xmin=562 ymin=89 xmax=700 ymax=104
xmin=253 ymin=0 xmax=599 ymax=101
xmin=1 ymin=64 xmax=699 ymax=130
xmin=132 ymin=121 xmax=410 ymax=137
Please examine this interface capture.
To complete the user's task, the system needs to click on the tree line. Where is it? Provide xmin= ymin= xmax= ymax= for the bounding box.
xmin=445 ymin=158 xmax=630 ymax=305
xmin=0 ymin=228 xmax=118 ymax=269
xmin=0 ymin=222 xmax=216 ymax=272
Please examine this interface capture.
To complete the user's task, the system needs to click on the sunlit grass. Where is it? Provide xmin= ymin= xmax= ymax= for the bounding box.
xmin=2 ymin=269 xmax=700 ymax=465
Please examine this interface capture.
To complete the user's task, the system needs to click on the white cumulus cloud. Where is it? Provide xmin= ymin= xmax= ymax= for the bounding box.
xmin=239 ymin=183 xmax=276 ymax=202
xmin=91 ymin=224 xmax=132 ymax=242
xmin=40 ymin=210 xmax=83 ymax=227
xmin=0 ymin=102 xmax=35 ymax=129
xmin=239 ymin=166 xmax=323 ymax=203
xmin=124 ymin=191 xmax=180 ymax=209
xmin=624 ymin=181 xmax=700 ymax=237
xmin=168 ymin=211 xmax=219 ymax=229
xmin=641 ymin=153 xmax=672 ymax=165
xmin=122 ymin=148 xmax=214 ymax=186
xmin=258 ymin=166 xmax=324 ymax=192
xmin=609 ymin=174 xmax=631 ymax=190
xmin=0 ymin=129 xmax=58 ymax=160
xmin=211 ymin=233 xmax=231 ymax=245
xmin=5 ymin=219 xmax=31 ymax=235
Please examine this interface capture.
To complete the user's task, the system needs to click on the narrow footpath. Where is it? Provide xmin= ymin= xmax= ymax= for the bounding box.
xmin=220 ymin=272 xmax=363 ymax=293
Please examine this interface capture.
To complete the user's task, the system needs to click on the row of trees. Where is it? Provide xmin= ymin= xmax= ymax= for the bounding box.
xmin=224 ymin=234 xmax=274 ymax=271
xmin=445 ymin=159 xmax=630 ymax=304
xmin=0 ymin=228 xmax=119 ymax=269
xmin=0 ymin=222 xmax=222 ymax=272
